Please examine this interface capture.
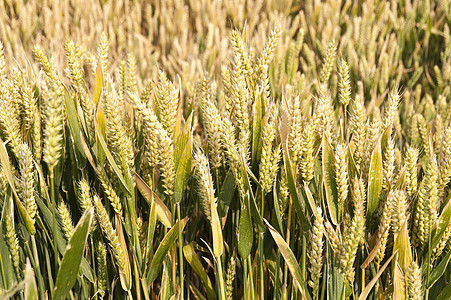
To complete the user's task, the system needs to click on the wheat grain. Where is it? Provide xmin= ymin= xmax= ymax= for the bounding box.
xmin=226 ymin=256 xmax=236 ymax=300
xmin=341 ymin=178 xmax=365 ymax=284
xmin=337 ymin=58 xmax=351 ymax=106
xmin=93 ymin=195 xmax=126 ymax=271
xmin=320 ymin=40 xmax=337 ymax=84
xmin=406 ymin=261 xmax=423 ymax=300
xmin=58 ymin=201 xmax=74 ymax=241
xmin=335 ymin=142 xmax=348 ymax=209
xmin=5 ymin=214 xmax=20 ymax=276
xmin=308 ymin=207 xmax=324 ymax=297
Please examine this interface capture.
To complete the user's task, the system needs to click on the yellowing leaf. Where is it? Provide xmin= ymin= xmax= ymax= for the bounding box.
xmin=94 ymin=58 xmax=103 ymax=105
xmin=358 ymin=251 xmax=396 ymax=300
xmin=392 ymin=262 xmax=406 ymax=300
xmin=211 ymin=188 xmax=223 ymax=258
xmin=147 ymin=217 xmax=188 ymax=283
xmin=265 ymin=219 xmax=312 ymax=300
xmin=135 ymin=174 xmax=172 ymax=228
xmin=183 ymin=243 xmax=216 ymax=300
xmin=393 ymin=221 xmax=412 ymax=272
xmin=116 ymin=214 xmax=132 ymax=291
xmin=24 ymin=259 xmax=38 ymax=300
xmin=322 ymin=135 xmax=339 ymax=224
xmin=367 ymin=140 xmax=382 ymax=222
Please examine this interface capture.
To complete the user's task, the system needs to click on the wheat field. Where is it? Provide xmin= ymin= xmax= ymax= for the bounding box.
xmin=0 ymin=0 xmax=451 ymax=299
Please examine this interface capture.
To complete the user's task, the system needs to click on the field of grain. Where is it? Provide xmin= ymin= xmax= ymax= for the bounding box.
xmin=0 ymin=0 xmax=451 ymax=299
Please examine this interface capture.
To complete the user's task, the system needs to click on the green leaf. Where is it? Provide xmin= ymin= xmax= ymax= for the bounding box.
xmin=303 ymin=184 xmax=319 ymax=218
xmin=147 ymin=217 xmax=188 ymax=284
xmin=144 ymin=198 xmax=158 ymax=273
xmin=37 ymin=192 xmax=97 ymax=285
xmin=426 ymin=249 xmax=451 ymax=289
xmin=282 ymin=143 xmax=311 ymax=231
xmin=183 ymin=243 xmax=217 ymax=300
xmin=62 ymin=86 xmax=87 ymax=169
xmin=265 ymin=219 xmax=312 ymax=300
xmin=159 ymin=259 xmax=174 ymax=300
xmin=367 ymin=139 xmax=383 ymax=223
xmin=238 ymin=204 xmax=253 ymax=259
xmin=174 ymin=115 xmax=192 ymax=204
xmin=267 ymin=251 xmax=283 ymax=297
xmin=248 ymin=188 xmax=264 ymax=230
xmin=326 ymin=244 xmax=345 ymax=300
xmin=94 ymin=121 xmax=131 ymax=194
xmin=219 ymin=170 xmax=235 ymax=218
xmin=322 ymin=135 xmax=339 ymax=224
xmin=430 ymin=200 xmax=451 ymax=253
xmin=239 ymin=154 xmax=264 ymax=230
xmin=273 ymin=182 xmax=284 ymax=234
xmin=407 ymin=66 xmax=423 ymax=88
xmin=0 ymin=138 xmax=36 ymax=235
xmin=54 ymin=209 xmax=93 ymax=300
xmin=135 ymin=173 xmax=172 ymax=228
xmin=24 ymin=259 xmax=38 ymax=300
xmin=0 ymin=194 xmax=16 ymax=288
xmin=174 ymin=113 xmax=192 ymax=167
xmin=34 ymin=195 xmax=65 ymax=253
xmin=436 ymin=282 xmax=451 ymax=300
